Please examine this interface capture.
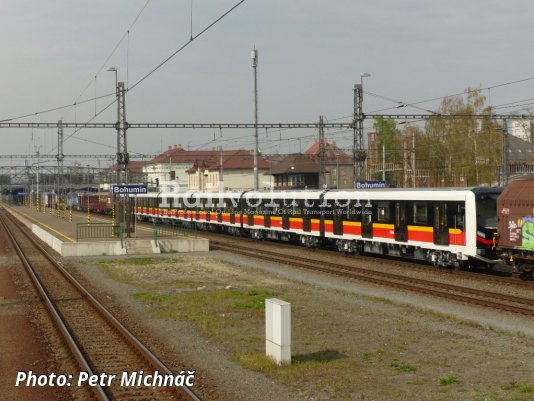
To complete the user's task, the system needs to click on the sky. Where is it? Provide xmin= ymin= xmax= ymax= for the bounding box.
xmin=1 ymin=0 xmax=534 ymax=168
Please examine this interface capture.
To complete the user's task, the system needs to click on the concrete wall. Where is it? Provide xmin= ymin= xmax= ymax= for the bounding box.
xmin=157 ymin=237 xmax=209 ymax=253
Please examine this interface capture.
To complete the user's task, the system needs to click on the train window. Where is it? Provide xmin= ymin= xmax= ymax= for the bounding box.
xmin=475 ymin=193 xmax=498 ymax=229
xmin=376 ymin=201 xmax=391 ymax=223
xmin=452 ymin=203 xmax=465 ymax=230
xmin=413 ymin=202 xmax=428 ymax=224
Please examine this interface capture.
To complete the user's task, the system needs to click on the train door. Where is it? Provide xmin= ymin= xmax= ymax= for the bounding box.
xmin=263 ymin=200 xmax=271 ymax=228
xmin=282 ymin=202 xmax=290 ymax=230
xmin=361 ymin=202 xmax=373 ymax=238
xmin=333 ymin=202 xmax=344 ymax=236
xmin=217 ymin=198 xmax=223 ymax=223
xmin=302 ymin=199 xmax=313 ymax=232
xmin=433 ymin=202 xmax=449 ymax=245
xmin=394 ymin=201 xmax=408 ymax=242
xmin=247 ymin=206 xmax=255 ymax=226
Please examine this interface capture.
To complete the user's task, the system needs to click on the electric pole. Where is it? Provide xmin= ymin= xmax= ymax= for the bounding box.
xmin=352 ymin=83 xmax=365 ymax=186
xmin=318 ymin=116 xmax=325 ymax=188
xmin=251 ymin=48 xmax=259 ymax=191
xmin=115 ymin=81 xmax=130 ymax=235
xmin=57 ymin=120 xmax=64 ymax=196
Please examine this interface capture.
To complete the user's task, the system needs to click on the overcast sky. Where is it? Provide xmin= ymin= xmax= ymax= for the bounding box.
xmin=1 ymin=0 xmax=534 ymax=166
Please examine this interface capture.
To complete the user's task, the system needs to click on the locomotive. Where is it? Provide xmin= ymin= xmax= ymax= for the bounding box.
xmin=133 ymin=187 xmax=502 ymax=270
xmin=496 ymin=177 xmax=534 ymax=279
xmin=77 ymin=192 xmax=113 ymax=214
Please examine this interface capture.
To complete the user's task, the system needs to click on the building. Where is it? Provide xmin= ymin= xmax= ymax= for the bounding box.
xmin=98 ymin=161 xmax=147 ymax=190
xmin=187 ymin=150 xmax=271 ymax=191
xmin=507 ymin=134 xmax=534 ymax=177
xmin=270 ymin=140 xmax=353 ymax=190
xmin=508 ymin=118 xmax=533 ymax=143
xmin=143 ymin=145 xmax=219 ymax=192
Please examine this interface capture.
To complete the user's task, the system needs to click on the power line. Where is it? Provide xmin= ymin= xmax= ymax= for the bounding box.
xmin=367 ymin=76 xmax=534 ymax=114
xmin=128 ymin=0 xmax=245 ymax=92
xmin=75 ymin=0 xmax=152 ymax=103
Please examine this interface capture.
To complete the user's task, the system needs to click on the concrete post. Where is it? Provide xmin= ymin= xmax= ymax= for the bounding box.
xmin=265 ymin=298 xmax=291 ymax=365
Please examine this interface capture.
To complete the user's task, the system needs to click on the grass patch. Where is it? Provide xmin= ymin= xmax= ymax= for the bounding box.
xmin=233 ymin=289 xmax=272 ymax=310
xmin=145 ymin=288 xmax=279 ymax=338
xmin=132 ymin=292 xmax=170 ymax=303
xmin=389 ymin=360 xmax=417 ymax=373
xmin=238 ymin=353 xmax=280 ymax=373
xmin=502 ymin=382 xmax=534 ymax=401
xmin=97 ymin=257 xmax=157 ymax=266
xmin=438 ymin=374 xmax=459 ymax=386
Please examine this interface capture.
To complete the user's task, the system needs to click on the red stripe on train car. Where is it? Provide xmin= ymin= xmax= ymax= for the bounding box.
xmin=372 ymin=227 xmax=395 ymax=239
xmin=271 ymin=217 xmax=283 ymax=228
xmin=342 ymin=223 xmax=361 ymax=236
xmin=289 ymin=219 xmax=303 ymax=230
xmin=449 ymin=232 xmax=466 ymax=246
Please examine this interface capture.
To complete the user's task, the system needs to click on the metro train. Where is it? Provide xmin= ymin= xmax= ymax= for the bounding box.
xmin=132 ymin=187 xmax=502 ymax=270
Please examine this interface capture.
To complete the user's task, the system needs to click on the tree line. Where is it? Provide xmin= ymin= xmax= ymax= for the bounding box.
xmin=371 ymin=88 xmax=503 ymax=187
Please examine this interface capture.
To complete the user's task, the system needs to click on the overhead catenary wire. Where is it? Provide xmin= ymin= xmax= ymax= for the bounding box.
xmin=128 ymin=0 xmax=245 ymax=92
xmin=39 ymin=1 xmax=244 ymax=157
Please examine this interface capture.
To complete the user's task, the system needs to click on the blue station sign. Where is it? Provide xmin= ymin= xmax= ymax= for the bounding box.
xmin=112 ymin=185 xmax=148 ymax=195
xmin=355 ymin=181 xmax=387 ymax=189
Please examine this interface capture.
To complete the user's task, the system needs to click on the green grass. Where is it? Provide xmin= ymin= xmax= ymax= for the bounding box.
xmin=132 ymin=292 xmax=170 ymax=303
xmin=233 ymin=289 xmax=272 ymax=310
xmin=137 ymin=288 xmax=278 ymax=338
xmin=438 ymin=374 xmax=459 ymax=386
xmin=501 ymin=382 xmax=534 ymax=401
xmin=389 ymin=360 xmax=418 ymax=373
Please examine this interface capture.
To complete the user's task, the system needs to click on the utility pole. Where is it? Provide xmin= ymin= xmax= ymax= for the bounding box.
xmin=411 ymin=130 xmax=416 ymax=187
xmin=219 ymin=146 xmax=224 ymax=191
xmin=352 ymin=83 xmax=366 ymax=187
xmin=57 ymin=120 xmax=64 ymax=196
xmin=115 ymin=81 xmax=130 ymax=235
xmin=502 ymin=119 xmax=509 ymax=186
xmin=251 ymin=48 xmax=259 ymax=191
xmin=318 ymin=116 xmax=325 ymax=188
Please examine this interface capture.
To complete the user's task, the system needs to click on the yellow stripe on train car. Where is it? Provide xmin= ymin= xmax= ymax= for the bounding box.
xmin=343 ymin=221 xmax=362 ymax=227
xmin=407 ymin=225 xmax=433 ymax=232
xmin=373 ymin=223 xmax=395 ymax=229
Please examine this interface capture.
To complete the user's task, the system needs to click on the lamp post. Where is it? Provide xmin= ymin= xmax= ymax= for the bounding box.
xmin=251 ymin=48 xmax=259 ymax=191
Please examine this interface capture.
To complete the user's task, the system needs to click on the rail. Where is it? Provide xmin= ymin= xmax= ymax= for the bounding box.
xmin=1 ymin=209 xmax=202 ymax=401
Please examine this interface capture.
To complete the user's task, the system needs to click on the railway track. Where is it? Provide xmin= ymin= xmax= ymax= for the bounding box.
xmin=210 ymin=240 xmax=534 ymax=317
xmin=0 ymin=208 xmax=202 ymax=401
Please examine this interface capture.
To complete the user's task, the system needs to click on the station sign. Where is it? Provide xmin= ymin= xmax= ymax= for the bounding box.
xmin=355 ymin=181 xmax=387 ymax=189
xmin=112 ymin=185 xmax=148 ymax=195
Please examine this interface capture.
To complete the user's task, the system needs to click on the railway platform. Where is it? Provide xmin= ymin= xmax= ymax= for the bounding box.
xmin=1 ymin=203 xmax=208 ymax=257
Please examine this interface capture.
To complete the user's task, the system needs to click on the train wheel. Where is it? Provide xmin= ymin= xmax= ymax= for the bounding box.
xmin=518 ymin=267 xmax=533 ymax=281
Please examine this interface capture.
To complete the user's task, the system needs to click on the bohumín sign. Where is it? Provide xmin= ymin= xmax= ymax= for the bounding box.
xmin=112 ymin=185 xmax=148 ymax=194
